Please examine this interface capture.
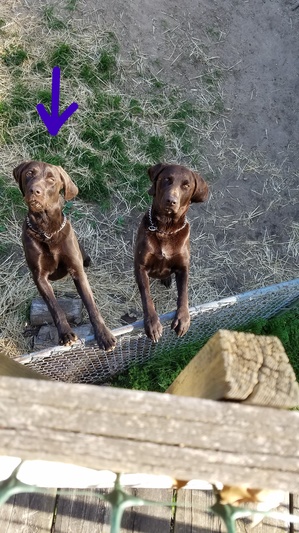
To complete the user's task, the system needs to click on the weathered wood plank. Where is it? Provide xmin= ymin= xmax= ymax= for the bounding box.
xmin=1 ymin=376 xmax=299 ymax=491
xmin=0 ymin=491 xmax=56 ymax=533
xmin=52 ymin=488 xmax=173 ymax=533
xmin=166 ymin=330 xmax=299 ymax=408
xmin=175 ymin=490 xmax=290 ymax=533
xmin=53 ymin=489 xmax=111 ymax=533
xmin=0 ymin=351 xmax=49 ymax=380
xmin=175 ymin=489 xmax=223 ymax=533
xmin=292 ymin=493 xmax=299 ymax=533
xmin=121 ymin=489 xmax=173 ymax=533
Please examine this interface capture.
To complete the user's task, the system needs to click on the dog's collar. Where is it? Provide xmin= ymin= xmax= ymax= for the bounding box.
xmin=147 ymin=206 xmax=188 ymax=235
xmin=26 ymin=214 xmax=67 ymax=240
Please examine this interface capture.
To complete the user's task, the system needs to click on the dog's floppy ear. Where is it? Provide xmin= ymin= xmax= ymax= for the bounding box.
xmin=57 ymin=166 xmax=79 ymax=200
xmin=191 ymin=171 xmax=209 ymax=203
xmin=147 ymin=163 xmax=167 ymax=196
xmin=13 ymin=161 xmax=31 ymax=196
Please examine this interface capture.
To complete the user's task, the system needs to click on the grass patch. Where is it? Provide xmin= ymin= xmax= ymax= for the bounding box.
xmin=50 ymin=42 xmax=74 ymax=75
xmin=0 ymin=176 xmax=26 ymax=220
xmin=0 ymin=4 xmax=225 ymax=210
xmin=44 ymin=6 xmax=67 ymax=30
xmin=113 ymin=338 xmax=206 ymax=393
xmin=1 ymin=45 xmax=28 ymax=67
xmin=112 ymin=305 xmax=299 ymax=391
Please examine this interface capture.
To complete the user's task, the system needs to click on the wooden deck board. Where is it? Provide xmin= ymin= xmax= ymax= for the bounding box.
xmin=121 ymin=489 xmax=173 ymax=533
xmin=175 ymin=490 xmax=291 ymax=533
xmin=53 ymin=488 xmax=111 ymax=532
xmin=51 ymin=488 xmax=173 ymax=533
xmin=2 ymin=377 xmax=299 ymax=492
xmin=175 ymin=489 xmax=223 ymax=533
xmin=0 ymin=490 xmax=56 ymax=533
xmin=0 ymin=489 xmax=296 ymax=532
xmin=292 ymin=493 xmax=299 ymax=533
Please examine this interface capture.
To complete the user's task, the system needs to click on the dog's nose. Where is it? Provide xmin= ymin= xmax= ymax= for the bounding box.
xmin=166 ymin=197 xmax=178 ymax=206
xmin=30 ymin=185 xmax=42 ymax=196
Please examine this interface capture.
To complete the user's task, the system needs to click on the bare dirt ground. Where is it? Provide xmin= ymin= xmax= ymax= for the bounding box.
xmin=1 ymin=0 xmax=299 ymax=353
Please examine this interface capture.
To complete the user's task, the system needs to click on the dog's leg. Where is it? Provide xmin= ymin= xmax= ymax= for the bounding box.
xmin=72 ymin=270 xmax=116 ymax=351
xmin=171 ymin=268 xmax=190 ymax=337
xmin=33 ymin=275 xmax=78 ymax=345
xmin=79 ymin=242 xmax=91 ymax=268
xmin=161 ymin=276 xmax=172 ymax=288
xmin=135 ymin=266 xmax=163 ymax=342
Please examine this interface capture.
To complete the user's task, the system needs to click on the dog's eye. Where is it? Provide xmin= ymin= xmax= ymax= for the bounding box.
xmin=182 ymin=182 xmax=190 ymax=189
xmin=25 ymin=170 xmax=33 ymax=178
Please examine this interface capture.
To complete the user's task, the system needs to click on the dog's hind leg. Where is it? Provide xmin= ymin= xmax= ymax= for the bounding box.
xmin=161 ymin=276 xmax=172 ymax=288
xmin=79 ymin=242 xmax=91 ymax=268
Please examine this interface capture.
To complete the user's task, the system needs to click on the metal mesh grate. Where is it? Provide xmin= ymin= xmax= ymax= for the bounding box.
xmin=14 ymin=279 xmax=299 ymax=384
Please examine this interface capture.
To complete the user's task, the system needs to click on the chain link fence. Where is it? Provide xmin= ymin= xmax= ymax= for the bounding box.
xmin=13 ymin=278 xmax=299 ymax=384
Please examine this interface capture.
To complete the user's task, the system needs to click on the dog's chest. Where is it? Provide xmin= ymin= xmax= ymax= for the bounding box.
xmin=153 ymin=238 xmax=175 ymax=261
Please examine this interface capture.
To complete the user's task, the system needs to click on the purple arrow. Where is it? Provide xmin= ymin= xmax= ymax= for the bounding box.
xmin=36 ymin=66 xmax=78 ymax=136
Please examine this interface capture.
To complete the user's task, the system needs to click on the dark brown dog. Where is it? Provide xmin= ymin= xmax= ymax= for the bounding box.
xmin=134 ymin=163 xmax=209 ymax=342
xmin=13 ymin=161 xmax=116 ymax=351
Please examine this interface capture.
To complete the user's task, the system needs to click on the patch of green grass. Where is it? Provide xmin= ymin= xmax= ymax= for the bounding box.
xmin=36 ymin=89 xmax=52 ymax=109
xmin=72 ymin=148 xmax=111 ymax=205
xmin=1 ymin=25 xmax=225 ymax=208
xmin=129 ymin=98 xmax=143 ymax=116
xmin=0 ymin=82 xmax=33 ymax=132
xmin=112 ymin=306 xmax=299 ymax=391
xmin=32 ymin=60 xmax=48 ymax=74
xmin=44 ymin=7 xmax=67 ymax=30
xmin=65 ymin=0 xmax=78 ymax=11
xmin=50 ymin=43 xmax=74 ymax=75
xmin=1 ymin=45 xmax=28 ymax=67
xmin=96 ymin=50 xmax=117 ymax=81
xmin=93 ymin=92 xmax=122 ymax=112
xmin=113 ymin=337 xmax=206 ymax=392
xmin=0 ymin=176 xmax=26 ymax=218
xmin=79 ymin=63 xmax=98 ymax=87
xmin=145 ymin=135 xmax=166 ymax=160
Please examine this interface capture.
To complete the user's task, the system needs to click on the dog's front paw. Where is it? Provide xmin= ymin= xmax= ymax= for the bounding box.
xmin=59 ymin=330 xmax=78 ymax=346
xmin=95 ymin=326 xmax=117 ymax=352
xmin=144 ymin=314 xmax=163 ymax=343
xmin=171 ymin=309 xmax=190 ymax=337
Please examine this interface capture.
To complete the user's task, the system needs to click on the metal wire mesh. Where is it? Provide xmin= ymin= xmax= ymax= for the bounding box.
xmin=14 ymin=279 xmax=299 ymax=384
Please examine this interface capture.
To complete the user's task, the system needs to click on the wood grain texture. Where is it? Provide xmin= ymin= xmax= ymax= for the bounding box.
xmin=292 ymin=493 xmax=299 ymax=533
xmin=1 ymin=376 xmax=299 ymax=492
xmin=175 ymin=489 xmax=223 ymax=533
xmin=166 ymin=330 xmax=299 ymax=408
xmin=121 ymin=488 xmax=173 ymax=533
xmin=53 ymin=489 xmax=111 ymax=533
xmin=0 ymin=352 xmax=49 ymax=380
xmin=0 ymin=490 xmax=56 ymax=533
xmin=175 ymin=490 xmax=290 ymax=533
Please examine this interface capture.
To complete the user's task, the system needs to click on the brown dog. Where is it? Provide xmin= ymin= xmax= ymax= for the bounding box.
xmin=134 ymin=163 xmax=209 ymax=342
xmin=13 ymin=161 xmax=116 ymax=351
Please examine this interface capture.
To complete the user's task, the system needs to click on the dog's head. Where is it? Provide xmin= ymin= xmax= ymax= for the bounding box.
xmin=13 ymin=161 xmax=78 ymax=212
xmin=148 ymin=163 xmax=209 ymax=216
